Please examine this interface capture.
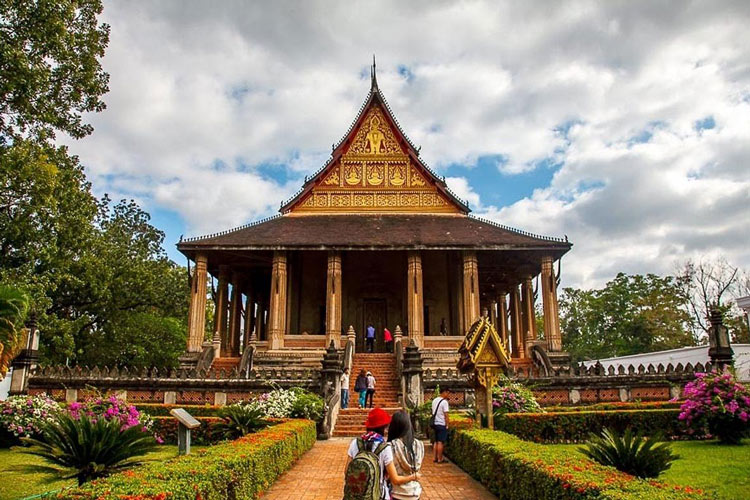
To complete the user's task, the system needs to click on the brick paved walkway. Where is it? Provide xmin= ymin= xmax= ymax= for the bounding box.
xmin=260 ymin=438 xmax=496 ymax=500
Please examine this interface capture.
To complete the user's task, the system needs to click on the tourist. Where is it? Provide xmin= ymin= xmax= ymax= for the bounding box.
xmin=387 ymin=410 xmax=424 ymax=500
xmin=431 ymin=387 xmax=450 ymax=463
xmin=366 ymin=324 xmax=376 ymax=352
xmin=384 ymin=327 xmax=393 ymax=352
xmin=354 ymin=369 xmax=368 ymax=408
xmin=343 ymin=408 xmax=421 ymax=500
xmin=366 ymin=370 xmax=376 ymax=408
xmin=341 ymin=367 xmax=350 ymax=409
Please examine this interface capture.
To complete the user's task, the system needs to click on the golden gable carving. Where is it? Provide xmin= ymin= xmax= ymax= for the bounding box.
xmin=348 ymin=108 xmax=402 ymax=156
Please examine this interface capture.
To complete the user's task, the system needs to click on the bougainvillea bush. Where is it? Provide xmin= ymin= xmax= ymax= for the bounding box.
xmin=679 ymin=370 xmax=750 ymax=444
xmin=492 ymin=378 xmax=542 ymax=415
xmin=0 ymin=395 xmax=61 ymax=445
xmin=69 ymin=395 xmax=161 ymax=442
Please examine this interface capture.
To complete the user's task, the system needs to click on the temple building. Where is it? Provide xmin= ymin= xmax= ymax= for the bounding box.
xmin=177 ymin=63 xmax=572 ymax=372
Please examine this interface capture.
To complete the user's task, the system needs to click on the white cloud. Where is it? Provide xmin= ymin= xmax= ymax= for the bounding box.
xmin=61 ymin=0 xmax=750 ymax=288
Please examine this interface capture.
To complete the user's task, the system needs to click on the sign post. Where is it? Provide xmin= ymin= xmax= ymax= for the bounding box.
xmin=169 ymin=408 xmax=201 ymax=455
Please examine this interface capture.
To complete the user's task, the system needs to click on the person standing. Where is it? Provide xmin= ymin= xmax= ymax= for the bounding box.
xmin=354 ymin=369 xmax=368 ymax=408
xmin=340 ymin=367 xmax=350 ymax=409
xmin=431 ymin=387 xmax=450 ymax=463
xmin=366 ymin=324 xmax=376 ymax=352
xmin=388 ymin=410 xmax=424 ymax=500
xmin=366 ymin=370 xmax=377 ymax=408
xmin=384 ymin=327 xmax=393 ymax=353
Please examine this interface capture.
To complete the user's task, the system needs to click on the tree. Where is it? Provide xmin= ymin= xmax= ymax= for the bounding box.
xmin=560 ymin=273 xmax=695 ymax=361
xmin=0 ymin=0 xmax=110 ymax=143
xmin=676 ymin=257 xmax=748 ymax=344
xmin=0 ymin=285 xmax=29 ymax=376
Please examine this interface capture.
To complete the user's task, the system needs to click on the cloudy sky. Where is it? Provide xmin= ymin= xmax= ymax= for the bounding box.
xmin=63 ymin=0 xmax=750 ymax=288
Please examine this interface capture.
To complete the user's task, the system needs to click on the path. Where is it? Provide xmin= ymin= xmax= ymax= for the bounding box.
xmin=260 ymin=438 xmax=496 ymax=500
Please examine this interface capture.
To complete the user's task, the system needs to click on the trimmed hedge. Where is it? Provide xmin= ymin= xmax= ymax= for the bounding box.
xmin=134 ymin=403 xmax=222 ymax=417
xmin=448 ymin=428 xmax=713 ymax=499
xmin=544 ymin=401 xmax=682 ymax=413
xmin=51 ymin=419 xmax=316 ymax=499
xmin=495 ymin=409 xmax=704 ymax=443
xmin=150 ymin=416 xmax=223 ymax=445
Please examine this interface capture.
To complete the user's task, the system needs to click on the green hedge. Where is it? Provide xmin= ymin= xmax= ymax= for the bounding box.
xmin=544 ymin=401 xmax=682 ymax=412
xmin=495 ymin=409 xmax=704 ymax=443
xmin=134 ymin=403 xmax=222 ymax=417
xmin=150 ymin=416 xmax=223 ymax=445
xmin=448 ymin=428 xmax=713 ymax=499
xmin=51 ymin=419 xmax=316 ymax=499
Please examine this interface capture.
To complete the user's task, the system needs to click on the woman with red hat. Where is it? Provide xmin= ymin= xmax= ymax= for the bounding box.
xmin=344 ymin=408 xmax=422 ymax=499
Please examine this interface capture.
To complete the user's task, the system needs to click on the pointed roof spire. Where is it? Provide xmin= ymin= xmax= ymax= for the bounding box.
xmin=370 ymin=54 xmax=378 ymax=91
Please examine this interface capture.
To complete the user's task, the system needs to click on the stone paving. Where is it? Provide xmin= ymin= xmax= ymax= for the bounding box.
xmin=260 ymin=438 xmax=496 ymax=500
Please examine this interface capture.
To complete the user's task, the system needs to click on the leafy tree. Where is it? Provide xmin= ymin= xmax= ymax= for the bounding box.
xmin=0 ymin=0 xmax=110 ymax=143
xmin=560 ymin=273 xmax=695 ymax=361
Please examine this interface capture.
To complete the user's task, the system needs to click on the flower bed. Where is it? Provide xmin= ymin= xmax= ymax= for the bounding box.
xmin=0 ymin=395 xmax=61 ymax=446
xmin=448 ymin=428 xmax=712 ymax=499
xmin=495 ymin=409 xmax=703 ymax=443
xmin=52 ymin=419 xmax=316 ymax=499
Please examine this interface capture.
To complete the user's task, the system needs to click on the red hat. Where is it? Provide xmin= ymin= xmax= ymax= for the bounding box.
xmin=365 ymin=408 xmax=391 ymax=430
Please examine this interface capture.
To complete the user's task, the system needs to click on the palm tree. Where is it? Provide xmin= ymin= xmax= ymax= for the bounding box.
xmin=23 ymin=414 xmax=159 ymax=485
xmin=0 ymin=285 xmax=29 ymax=377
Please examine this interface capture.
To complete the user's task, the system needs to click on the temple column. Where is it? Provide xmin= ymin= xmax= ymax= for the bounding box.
xmin=509 ymin=285 xmax=524 ymax=359
xmin=268 ymin=251 xmax=288 ymax=350
xmin=407 ymin=251 xmax=425 ymax=348
xmin=521 ymin=275 xmax=537 ymax=351
xmin=462 ymin=251 xmax=480 ymax=332
xmin=541 ymin=256 xmax=562 ymax=352
xmin=497 ymin=291 xmax=509 ymax=348
xmin=489 ymin=298 xmax=498 ymax=330
xmin=186 ymin=254 xmax=208 ymax=353
xmin=228 ymin=272 xmax=242 ymax=357
xmin=325 ymin=251 xmax=343 ymax=348
xmin=243 ymin=285 xmax=255 ymax=347
xmin=214 ymin=266 xmax=229 ymax=357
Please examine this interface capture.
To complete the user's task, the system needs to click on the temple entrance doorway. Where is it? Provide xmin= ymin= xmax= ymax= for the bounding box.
xmin=361 ymin=299 xmax=387 ymax=352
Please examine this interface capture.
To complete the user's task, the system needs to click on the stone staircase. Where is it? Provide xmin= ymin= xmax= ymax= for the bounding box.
xmin=332 ymin=353 xmax=402 ymax=437
xmin=211 ymin=356 xmax=241 ymax=373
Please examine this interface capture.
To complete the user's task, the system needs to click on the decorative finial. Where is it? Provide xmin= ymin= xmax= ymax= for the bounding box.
xmin=370 ymin=54 xmax=378 ymax=91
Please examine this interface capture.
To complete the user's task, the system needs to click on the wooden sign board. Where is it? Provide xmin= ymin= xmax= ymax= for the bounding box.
xmin=169 ymin=408 xmax=201 ymax=429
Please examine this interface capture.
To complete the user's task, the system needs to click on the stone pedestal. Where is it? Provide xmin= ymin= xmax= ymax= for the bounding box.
xmin=401 ymin=340 xmax=424 ymax=409
xmin=319 ymin=341 xmax=342 ymax=439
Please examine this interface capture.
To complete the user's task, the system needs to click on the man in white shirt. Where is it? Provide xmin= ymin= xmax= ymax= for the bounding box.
xmin=431 ymin=388 xmax=450 ymax=463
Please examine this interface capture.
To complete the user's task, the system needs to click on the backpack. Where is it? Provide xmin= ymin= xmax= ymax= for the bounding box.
xmin=429 ymin=398 xmax=446 ymax=429
xmin=343 ymin=437 xmax=388 ymax=500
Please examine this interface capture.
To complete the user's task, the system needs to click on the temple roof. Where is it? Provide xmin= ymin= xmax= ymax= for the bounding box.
xmin=279 ymin=61 xmax=469 ymax=214
xmin=457 ymin=317 xmax=510 ymax=373
xmin=177 ymin=214 xmax=571 ymax=255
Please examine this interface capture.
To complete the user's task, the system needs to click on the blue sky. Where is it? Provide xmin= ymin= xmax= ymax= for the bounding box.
xmin=63 ymin=1 xmax=750 ymax=288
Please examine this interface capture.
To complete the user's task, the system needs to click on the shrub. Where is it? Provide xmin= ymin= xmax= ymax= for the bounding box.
xmin=22 ymin=414 xmax=158 ymax=485
xmin=679 ymin=370 xmax=750 ymax=444
xmin=492 ymin=378 xmax=542 ymax=415
xmin=495 ymin=408 xmax=702 ymax=443
xmin=579 ymin=428 xmax=679 ymax=478
xmin=544 ymin=401 xmax=682 ymax=412
xmin=55 ymin=419 xmax=317 ymax=499
xmin=69 ymin=394 xmax=161 ymax=443
xmin=289 ymin=388 xmax=324 ymax=421
xmin=249 ymin=387 xmax=324 ymax=421
xmin=150 ymin=416 xmax=222 ymax=445
xmin=211 ymin=404 xmax=268 ymax=440
xmin=448 ymin=428 xmax=711 ymax=499
xmin=0 ymin=394 xmax=62 ymax=446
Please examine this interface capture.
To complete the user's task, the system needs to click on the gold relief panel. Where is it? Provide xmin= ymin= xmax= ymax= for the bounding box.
xmin=323 ymin=167 xmax=340 ymax=186
xmin=300 ymin=194 xmax=315 ymax=207
xmin=400 ymin=193 xmax=420 ymax=206
xmin=409 ymin=166 xmax=426 ymax=187
xmin=376 ymin=193 xmax=399 ymax=207
xmin=330 ymin=193 xmax=351 ymax=207
xmin=365 ymin=163 xmax=385 ymax=186
xmin=389 ymin=164 xmax=406 ymax=186
xmin=353 ymin=193 xmax=375 ymax=207
xmin=314 ymin=193 xmax=328 ymax=207
xmin=343 ymin=164 xmax=363 ymax=186
xmin=348 ymin=108 xmax=403 ymax=156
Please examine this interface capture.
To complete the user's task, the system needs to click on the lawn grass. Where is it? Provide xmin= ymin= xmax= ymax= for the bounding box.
xmin=551 ymin=439 xmax=750 ymax=499
xmin=0 ymin=445 xmax=206 ymax=500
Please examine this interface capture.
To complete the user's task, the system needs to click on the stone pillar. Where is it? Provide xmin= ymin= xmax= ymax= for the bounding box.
xmin=498 ymin=292 xmax=509 ymax=348
xmin=268 ymin=251 xmax=288 ymax=350
xmin=186 ymin=254 xmax=208 ymax=353
xmin=402 ymin=340 xmax=424 ymax=409
xmin=521 ymin=275 xmax=537 ymax=351
xmin=509 ymin=285 xmax=524 ymax=359
xmin=243 ymin=287 xmax=255 ymax=346
xmin=462 ymin=251 xmax=480 ymax=332
xmin=541 ymin=257 xmax=562 ymax=352
xmin=319 ymin=341 xmax=343 ymax=439
xmin=407 ymin=251 xmax=425 ymax=348
xmin=489 ymin=299 xmax=498 ymax=331
xmin=228 ymin=272 xmax=242 ymax=357
xmin=325 ymin=251 xmax=342 ymax=348
xmin=9 ymin=316 xmax=40 ymax=395
xmin=214 ymin=266 xmax=230 ymax=357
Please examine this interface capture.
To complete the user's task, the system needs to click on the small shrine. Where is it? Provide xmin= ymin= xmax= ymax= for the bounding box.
xmin=457 ymin=317 xmax=510 ymax=429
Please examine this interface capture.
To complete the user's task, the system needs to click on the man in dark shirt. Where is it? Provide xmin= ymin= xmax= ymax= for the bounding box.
xmin=366 ymin=324 xmax=376 ymax=352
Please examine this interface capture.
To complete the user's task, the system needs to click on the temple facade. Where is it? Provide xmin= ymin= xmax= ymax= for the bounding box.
xmin=177 ymin=65 xmax=572 ymax=372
